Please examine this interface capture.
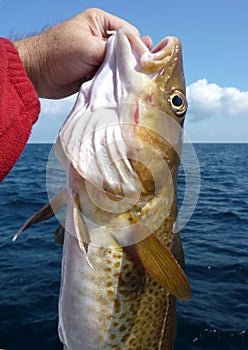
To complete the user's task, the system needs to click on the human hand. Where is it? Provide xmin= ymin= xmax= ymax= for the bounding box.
xmin=14 ymin=8 xmax=152 ymax=99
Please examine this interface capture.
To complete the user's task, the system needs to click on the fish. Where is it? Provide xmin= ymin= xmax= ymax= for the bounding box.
xmin=15 ymin=27 xmax=190 ymax=349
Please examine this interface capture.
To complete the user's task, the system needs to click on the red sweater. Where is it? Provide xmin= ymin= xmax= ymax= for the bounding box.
xmin=0 ymin=38 xmax=40 ymax=182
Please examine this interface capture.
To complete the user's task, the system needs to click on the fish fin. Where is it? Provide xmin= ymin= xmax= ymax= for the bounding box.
xmin=54 ymin=224 xmax=65 ymax=245
xmin=13 ymin=188 xmax=67 ymax=241
xmin=126 ymin=224 xmax=191 ymax=301
xmin=72 ymin=193 xmax=91 ymax=253
xmin=176 ymin=233 xmax=185 ymax=269
xmin=72 ymin=194 xmax=93 ymax=268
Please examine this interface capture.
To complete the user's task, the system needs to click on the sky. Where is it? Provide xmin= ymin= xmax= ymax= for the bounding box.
xmin=0 ymin=0 xmax=247 ymax=143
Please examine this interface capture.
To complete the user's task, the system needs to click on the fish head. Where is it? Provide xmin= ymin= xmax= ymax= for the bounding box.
xmin=144 ymin=36 xmax=188 ymax=126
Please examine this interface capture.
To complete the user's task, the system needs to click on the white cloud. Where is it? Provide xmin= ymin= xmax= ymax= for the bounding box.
xmin=29 ymin=95 xmax=77 ymax=143
xmin=186 ymin=79 xmax=248 ymax=122
xmin=40 ymin=94 xmax=77 ymax=119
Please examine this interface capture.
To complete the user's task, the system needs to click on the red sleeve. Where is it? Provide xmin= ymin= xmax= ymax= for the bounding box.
xmin=0 ymin=38 xmax=40 ymax=182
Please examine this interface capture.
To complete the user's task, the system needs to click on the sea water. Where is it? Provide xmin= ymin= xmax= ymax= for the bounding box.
xmin=0 ymin=143 xmax=247 ymax=350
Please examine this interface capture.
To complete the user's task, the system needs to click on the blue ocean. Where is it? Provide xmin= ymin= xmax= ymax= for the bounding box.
xmin=0 ymin=143 xmax=247 ymax=350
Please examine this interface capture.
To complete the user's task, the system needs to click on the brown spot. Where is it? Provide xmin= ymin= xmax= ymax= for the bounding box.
xmin=119 ymin=325 xmax=127 ymax=332
xmin=109 ymin=333 xmax=116 ymax=340
xmin=114 ymin=299 xmax=121 ymax=313
xmin=112 ymin=321 xmax=119 ymax=327
xmin=128 ymin=337 xmax=136 ymax=345
xmin=114 ymin=254 xmax=122 ymax=259
xmin=118 ymin=277 xmax=125 ymax=286
xmin=154 ymin=299 xmax=162 ymax=307
xmin=152 ymin=280 xmax=158 ymax=287
xmin=153 ymin=290 xmax=160 ymax=297
xmin=107 ymin=290 xmax=114 ymax=296
xmin=144 ymin=311 xmax=151 ymax=319
xmin=118 ymin=290 xmax=129 ymax=297
xmin=125 ymin=271 xmax=132 ymax=278
xmin=121 ymin=334 xmax=129 ymax=343
xmin=114 ymin=261 xmax=120 ymax=268
xmin=119 ymin=312 xmax=127 ymax=319
xmin=106 ymin=281 xmax=112 ymax=287
xmin=104 ymin=267 xmax=112 ymax=272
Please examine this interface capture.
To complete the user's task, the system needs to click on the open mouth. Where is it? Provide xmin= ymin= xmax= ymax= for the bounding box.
xmin=116 ymin=26 xmax=182 ymax=75
xmin=141 ymin=36 xmax=181 ymax=74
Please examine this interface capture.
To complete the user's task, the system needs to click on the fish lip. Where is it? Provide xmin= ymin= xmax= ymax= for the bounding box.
xmin=151 ymin=36 xmax=181 ymax=54
xmin=140 ymin=36 xmax=182 ymax=74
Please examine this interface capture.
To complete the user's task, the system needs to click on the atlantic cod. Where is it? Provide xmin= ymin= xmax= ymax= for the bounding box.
xmin=15 ymin=27 xmax=190 ymax=350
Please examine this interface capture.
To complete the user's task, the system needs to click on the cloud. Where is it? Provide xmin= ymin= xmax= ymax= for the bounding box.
xmin=40 ymin=94 xmax=77 ymax=119
xmin=186 ymin=79 xmax=248 ymax=122
xmin=29 ymin=95 xmax=77 ymax=143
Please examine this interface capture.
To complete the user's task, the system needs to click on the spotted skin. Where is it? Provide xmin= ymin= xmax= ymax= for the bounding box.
xmin=115 ymin=248 xmax=177 ymax=349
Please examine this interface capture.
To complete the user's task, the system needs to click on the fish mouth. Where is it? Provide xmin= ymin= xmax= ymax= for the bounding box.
xmin=117 ymin=26 xmax=182 ymax=75
xmin=140 ymin=36 xmax=182 ymax=74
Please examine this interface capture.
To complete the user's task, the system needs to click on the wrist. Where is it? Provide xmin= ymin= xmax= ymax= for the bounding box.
xmin=14 ymin=35 xmax=46 ymax=96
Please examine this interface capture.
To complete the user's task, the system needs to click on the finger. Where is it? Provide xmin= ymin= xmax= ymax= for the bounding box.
xmin=141 ymin=36 xmax=153 ymax=50
xmin=97 ymin=8 xmax=140 ymax=37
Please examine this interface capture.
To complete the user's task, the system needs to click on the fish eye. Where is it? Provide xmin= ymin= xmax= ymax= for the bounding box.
xmin=172 ymin=95 xmax=183 ymax=107
xmin=169 ymin=90 xmax=187 ymax=117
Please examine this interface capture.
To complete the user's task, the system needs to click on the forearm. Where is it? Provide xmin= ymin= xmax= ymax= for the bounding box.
xmin=13 ymin=25 xmax=81 ymax=99
xmin=14 ymin=34 xmax=47 ymax=97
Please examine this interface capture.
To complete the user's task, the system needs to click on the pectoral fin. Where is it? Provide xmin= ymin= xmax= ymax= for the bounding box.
xmin=72 ymin=193 xmax=91 ymax=251
xmin=13 ymin=188 xmax=67 ymax=241
xmin=176 ymin=233 xmax=185 ymax=269
xmin=54 ymin=224 xmax=65 ymax=245
xmin=124 ymin=223 xmax=191 ymax=301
